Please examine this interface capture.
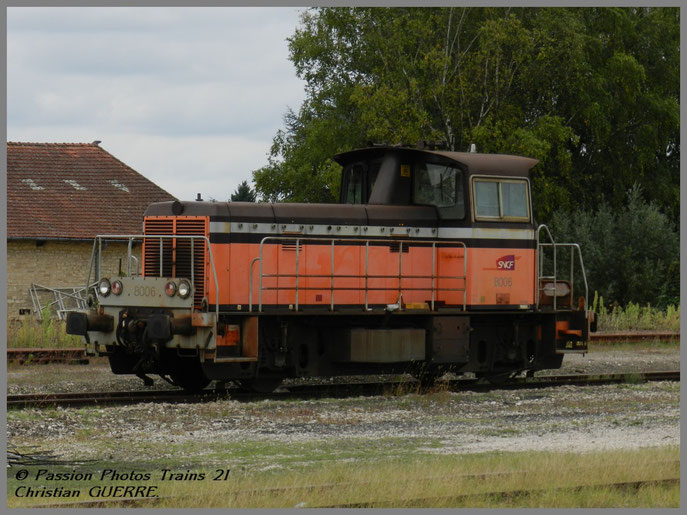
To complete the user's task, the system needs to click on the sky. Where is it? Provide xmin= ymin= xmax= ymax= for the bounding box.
xmin=7 ymin=6 xmax=308 ymax=201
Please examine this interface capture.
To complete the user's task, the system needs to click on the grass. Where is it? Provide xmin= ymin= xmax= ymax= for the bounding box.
xmin=7 ymin=310 xmax=82 ymax=349
xmin=7 ymin=445 xmax=679 ymax=508
xmin=592 ymin=293 xmax=679 ymax=332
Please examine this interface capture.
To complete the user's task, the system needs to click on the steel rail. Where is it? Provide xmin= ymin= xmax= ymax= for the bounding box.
xmin=319 ymin=477 xmax=681 ymax=508
xmin=7 ymin=348 xmax=89 ymax=364
xmin=7 ymin=370 xmax=679 ymax=409
xmin=27 ymin=463 xmax=680 ymax=509
xmin=211 ymin=459 xmax=682 ymax=498
xmin=590 ymin=331 xmax=680 ymax=342
xmin=30 ymin=496 xmax=167 ymax=510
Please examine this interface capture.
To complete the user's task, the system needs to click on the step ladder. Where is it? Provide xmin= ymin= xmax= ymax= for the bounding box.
xmin=536 ymin=224 xmax=589 ymax=312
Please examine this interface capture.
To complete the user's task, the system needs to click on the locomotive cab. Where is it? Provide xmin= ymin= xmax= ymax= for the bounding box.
xmin=67 ymin=144 xmax=594 ymax=391
xmin=339 ymin=147 xmax=466 ymax=221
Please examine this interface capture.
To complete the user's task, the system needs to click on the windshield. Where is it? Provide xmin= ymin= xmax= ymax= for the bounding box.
xmin=413 ymin=162 xmax=464 ymax=218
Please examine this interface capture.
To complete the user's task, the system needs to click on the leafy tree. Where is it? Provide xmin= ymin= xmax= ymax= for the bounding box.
xmin=230 ymin=180 xmax=257 ymax=202
xmin=254 ymin=7 xmax=679 ymax=223
xmin=550 ymin=184 xmax=679 ymax=307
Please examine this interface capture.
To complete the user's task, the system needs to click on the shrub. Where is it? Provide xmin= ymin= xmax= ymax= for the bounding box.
xmin=591 ymin=292 xmax=679 ymax=332
xmin=7 ymin=312 xmax=82 ymax=349
xmin=550 ymin=184 xmax=678 ymax=307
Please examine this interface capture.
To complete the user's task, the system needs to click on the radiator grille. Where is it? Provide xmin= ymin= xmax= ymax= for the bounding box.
xmin=143 ymin=217 xmax=208 ymax=307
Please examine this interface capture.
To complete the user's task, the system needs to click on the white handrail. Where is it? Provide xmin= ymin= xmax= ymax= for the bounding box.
xmin=254 ymin=236 xmax=467 ymax=312
xmin=89 ymin=234 xmax=220 ymax=316
xmin=539 ymin=242 xmax=589 ymax=312
xmin=536 ymin=224 xmax=557 ymax=310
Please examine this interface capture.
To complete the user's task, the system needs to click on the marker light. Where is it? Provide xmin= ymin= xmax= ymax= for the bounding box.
xmin=111 ymin=280 xmax=123 ymax=295
xmin=165 ymin=281 xmax=177 ymax=297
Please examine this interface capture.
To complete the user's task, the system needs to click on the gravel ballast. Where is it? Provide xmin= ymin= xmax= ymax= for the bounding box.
xmin=6 ymin=344 xmax=680 ymax=466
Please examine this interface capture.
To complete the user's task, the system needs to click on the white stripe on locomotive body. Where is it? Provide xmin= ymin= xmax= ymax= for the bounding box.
xmin=459 ymin=227 xmax=535 ymax=241
xmin=208 ymin=221 xmax=534 ymax=241
xmin=209 ymin=221 xmax=231 ymax=234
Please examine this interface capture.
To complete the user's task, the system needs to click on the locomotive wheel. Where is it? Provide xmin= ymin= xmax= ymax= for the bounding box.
xmin=237 ymin=377 xmax=283 ymax=393
xmin=167 ymin=358 xmax=211 ymax=392
xmin=170 ymin=371 xmax=211 ymax=392
xmin=107 ymin=349 xmax=138 ymax=374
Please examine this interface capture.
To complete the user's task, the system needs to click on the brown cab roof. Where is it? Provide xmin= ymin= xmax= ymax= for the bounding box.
xmin=334 ymin=146 xmax=538 ymax=177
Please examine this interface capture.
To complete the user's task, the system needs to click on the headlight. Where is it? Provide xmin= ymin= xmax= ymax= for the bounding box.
xmin=164 ymin=280 xmax=177 ymax=297
xmin=178 ymin=280 xmax=191 ymax=299
xmin=111 ymin=280 xmax=123 ymax=295
xmin=98 ymin=278 xmax=111 ymax=297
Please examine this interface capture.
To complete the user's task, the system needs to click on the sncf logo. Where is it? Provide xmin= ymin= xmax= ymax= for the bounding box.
xmin=482 ymin=254 xmax=520 ymax=272
xmin=497 ymin=255 xmax=516 ymax=270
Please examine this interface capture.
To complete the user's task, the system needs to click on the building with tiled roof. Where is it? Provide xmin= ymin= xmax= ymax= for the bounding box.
xmin=7 ymin=141 xmax=176 ymax=318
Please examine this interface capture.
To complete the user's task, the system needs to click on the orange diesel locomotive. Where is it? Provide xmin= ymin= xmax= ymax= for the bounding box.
xmin=67 ymin=144 xmax=595 ymax=391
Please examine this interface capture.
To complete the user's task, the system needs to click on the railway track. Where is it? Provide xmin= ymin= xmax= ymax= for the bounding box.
xmin=7 ymin=370 xmax=679 ymax=409
xmin=320 ymin=477 xmax=681 ymax=508
xmin=28 ymin=476 xmax=680 ymax=509
xmin=5 ymin=331 xmax=679 ymax=366
xmin=589 ymin=331 xmax=679 ymax=343
xmin=7 ymin=348 xmax=89 ymax=365
xmin=26 ymin=464 xmax=680 ymax=509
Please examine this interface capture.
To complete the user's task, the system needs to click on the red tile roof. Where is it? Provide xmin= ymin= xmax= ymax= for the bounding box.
xmin=7 ymin=142 xmax=176 ymax=240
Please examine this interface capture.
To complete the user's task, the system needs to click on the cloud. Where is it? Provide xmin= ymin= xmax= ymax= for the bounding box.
xmin=7 ymin=6 xmax=308 ymax=200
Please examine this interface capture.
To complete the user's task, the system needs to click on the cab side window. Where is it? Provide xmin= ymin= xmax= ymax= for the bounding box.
xmin=413 ymin=163 xmax=464 ymax=219
xmin=344 ymin=165 xmax=364 ymax=204
xmin=341 ymin=160 xmax=381 ymax=204
xmin=473 ymin=178 xmax=530 ymax=221
xmin=474 ymin=181 xmax=499 ymax=217
xmin=501 ymin=181 xmax=528 ymax=218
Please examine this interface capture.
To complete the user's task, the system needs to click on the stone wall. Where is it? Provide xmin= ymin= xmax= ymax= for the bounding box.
xmin=7 ymin=239 xmax=142 ymax=319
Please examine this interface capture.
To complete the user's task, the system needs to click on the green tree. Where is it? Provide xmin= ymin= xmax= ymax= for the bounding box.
xmin=550 ymin=184 xmax=679 ymax=307
xmin=230 ymin=180 xmax=257 ymax=202
xmin=254 ymin=7 xmax=679 ymax=223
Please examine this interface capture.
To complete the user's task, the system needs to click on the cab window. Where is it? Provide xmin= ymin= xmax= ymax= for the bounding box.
xmin=341 ymin=160 xmax=381 ymax=204
xmin=501 ymin=181 xmax=528 ymax=218
xmin=344 ymin=164 xmax=364 ymax=204
xmin=413 ymin=162 xmax=464 ymax=219
xmin=473 ymin=178 xmax=530 ymax=221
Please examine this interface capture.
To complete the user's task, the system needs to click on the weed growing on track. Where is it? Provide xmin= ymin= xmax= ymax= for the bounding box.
xmin=7 ymin=311 xmax=81 ymax=349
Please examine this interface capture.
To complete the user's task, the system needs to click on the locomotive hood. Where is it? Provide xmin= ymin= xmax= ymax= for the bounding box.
xmin=144 ymin=201 xmax=439 ymax=228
